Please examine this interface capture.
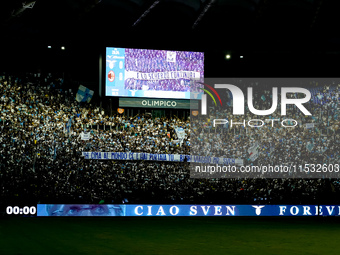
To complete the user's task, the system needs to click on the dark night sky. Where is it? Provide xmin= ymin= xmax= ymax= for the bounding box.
xmin=1 ymin=0 xmax=340 ymax=81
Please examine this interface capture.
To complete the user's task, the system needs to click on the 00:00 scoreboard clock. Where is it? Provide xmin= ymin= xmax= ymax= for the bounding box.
xmin=6 ymin=206 xmax=36 ymax=215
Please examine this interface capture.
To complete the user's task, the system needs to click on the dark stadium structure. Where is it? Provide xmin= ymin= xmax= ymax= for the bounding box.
xmin=0 ymin=1 xmax=340 ymax=254
xmin=1 ymin=0 xmax=340 ymax=78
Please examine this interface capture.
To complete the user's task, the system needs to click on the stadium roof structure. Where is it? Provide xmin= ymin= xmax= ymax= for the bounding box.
xmin=0 ymin=0 xmax=339 ymax=50
xmin=0 ymin=0 xmax=339 ymax=77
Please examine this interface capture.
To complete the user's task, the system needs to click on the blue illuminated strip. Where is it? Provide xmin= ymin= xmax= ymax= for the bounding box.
xmin=37 ymin=204 xmax=340 ymax=217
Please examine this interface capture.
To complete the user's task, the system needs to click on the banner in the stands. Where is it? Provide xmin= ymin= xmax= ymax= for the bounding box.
xmin=81 ymin=152 xmax=243 ymax=165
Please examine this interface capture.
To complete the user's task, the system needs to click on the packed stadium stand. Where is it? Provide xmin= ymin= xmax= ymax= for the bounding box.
xmin=1 ymin=74 xmax=339 ymax=206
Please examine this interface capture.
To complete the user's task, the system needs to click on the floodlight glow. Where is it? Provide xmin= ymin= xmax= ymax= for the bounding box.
xmin=225 ymin=54 xmax=231 ymax=59
xmin=47 ymin=46 xmax=52 ymax=49
xmin=61 ymin=46 xmax=65 ymax=50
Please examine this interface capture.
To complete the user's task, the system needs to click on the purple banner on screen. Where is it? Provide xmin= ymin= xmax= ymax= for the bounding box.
xmin=105 ymin=47 xmax=204 ymax=99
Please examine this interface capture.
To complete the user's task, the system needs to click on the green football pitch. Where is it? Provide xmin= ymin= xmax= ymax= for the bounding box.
xmin=1 ymin=217 xmax=340 ymax=255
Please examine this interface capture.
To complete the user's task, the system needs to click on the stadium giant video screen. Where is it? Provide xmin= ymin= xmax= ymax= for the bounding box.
xmin=105 ymin=47 xmax=204 ymax=99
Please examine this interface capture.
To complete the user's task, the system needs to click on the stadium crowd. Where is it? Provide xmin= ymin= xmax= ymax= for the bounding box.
xmin=0 ymin=74 xmax=339 ymax=205
xmin=191 ymin=82 xmax=339 ymax=165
